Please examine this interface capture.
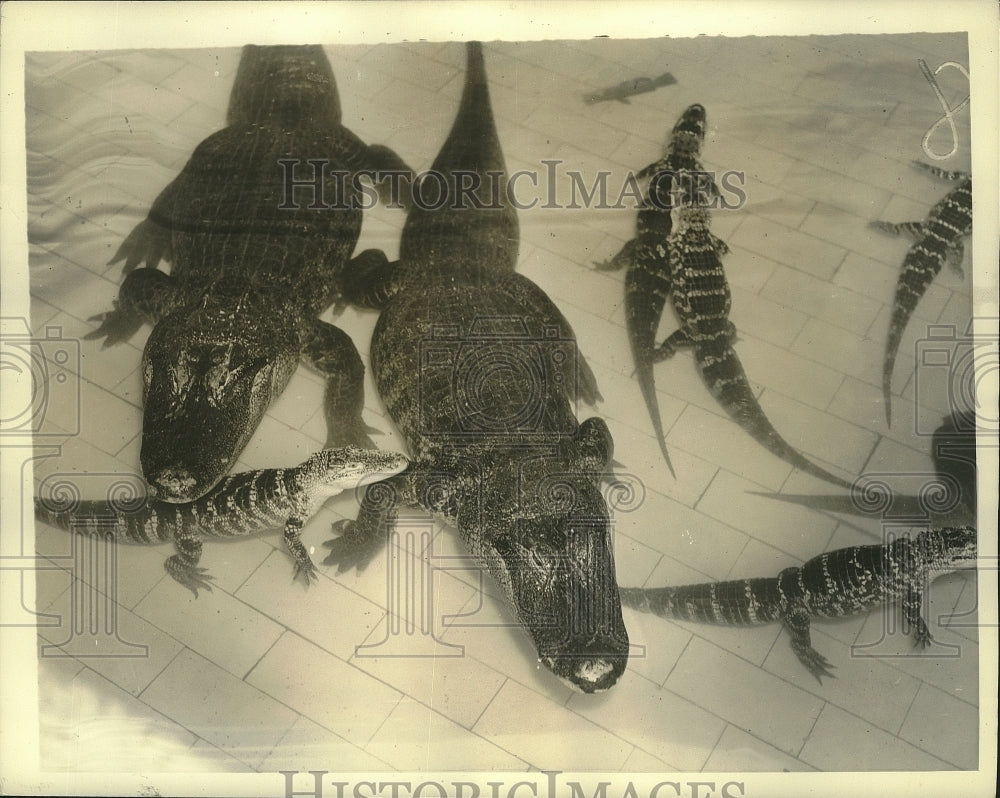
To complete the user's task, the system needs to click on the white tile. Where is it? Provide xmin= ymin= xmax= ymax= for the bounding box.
xmin=474 ymin=679 xmax=632 ymax=771
xmin=140 ymin=647 xmax=298 ymax=769
xmin=245 ymin=632 xmax=402 ymax=747
xmin=259 ymin=716 xmax=392 ymax=773
xmin=39 ymin=663 xmax=202 ymax=772
xmin=899 ymin=683 xmax=979 ymax=770
xmin=665 ymin=636 xmax=824 ymax=756
xmin=799 ymin=704 xmax=952 ymax=771
xmin=237 ymin=549 xmax=387 ymax=664
xmin=366 ymin=697 xmax=527 ymax=771
xmin=567 ymin=670 xmax=726 ymax=772
xmin=703 ymin=725 xmax=814 ymax=772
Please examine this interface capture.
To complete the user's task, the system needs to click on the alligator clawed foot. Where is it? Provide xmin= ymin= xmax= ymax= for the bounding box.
xmin=165 ymin=561 xmax=215 ymax=598
xmin=799 ymin=647 xmax=836 ymax=685
xmin=293 ymin=558 xmax=319 ymax=586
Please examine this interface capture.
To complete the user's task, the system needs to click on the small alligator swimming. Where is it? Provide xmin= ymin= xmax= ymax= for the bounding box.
xmin=658 ymin=198 xmax=853 ymax=489
xmin=35 ymin=446 xmax=409 ymax=596
xmin=87 ymin=45 xmax=410 ymax=502
xmin=871 ymin=161 xmax=973 ymax=426
xmin=583 ymin=72 xmax=676 ymax=105
xmin=323 ymin=42 xmax=629 ymax=694
xmin=595 ymin=103 xmax=710 ymax=474
xmin=620 ymin=525 xmax=976 ymax=682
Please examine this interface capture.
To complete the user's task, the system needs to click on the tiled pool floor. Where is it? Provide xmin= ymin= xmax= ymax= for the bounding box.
xmin=23 ymin=33 xmax=979 ymax=773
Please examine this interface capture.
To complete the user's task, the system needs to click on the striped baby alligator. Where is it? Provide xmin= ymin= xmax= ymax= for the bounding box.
xmin=324 ymin=42 xmax=629 ymax=693
xmin=620 ymin=525 xmax=976 ymax=682
xmin=35 ymin=447 xmax=408 ymax=597
xmin=595 ymin=103 xmax=711 ymax=474
xmin=656 ymin=197 xmax=853 ymax=489
xmin=871 ymin=161 xmax=973 ymax=426
xmin=87 ymin=45 xmax=410 ymax=502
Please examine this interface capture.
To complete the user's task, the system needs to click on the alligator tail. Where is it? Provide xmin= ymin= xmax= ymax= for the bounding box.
xmin=698 ymin=343 xmax=853 ymax=489
xmin=33 ymin=497 xmax=169 ymax=544
xmin=882 ymin=247 xmax=945 ymax=427
xmin=625 ymin=262 xmax=675 ymax=475
xmin=620 ymin=578 xmax=779 ymax=626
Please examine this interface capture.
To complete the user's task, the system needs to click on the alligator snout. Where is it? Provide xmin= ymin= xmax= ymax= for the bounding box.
xmin=543 ymin=633 xmax=629 ymax=694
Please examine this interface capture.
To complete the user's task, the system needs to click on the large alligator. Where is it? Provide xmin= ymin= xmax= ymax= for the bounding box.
xmin=87 ymin=45 xmax=410 ymax=502
xmin=871 ymin=161 xmax=973 ymax=426
xmin=621 ymin=525 xmax=976 ymax=682
xmin=323 ymin=42 xmax=629 ymax=693
xmin=35 ymin=446 xmax=409 ymax=596
xmin=595 ymin=103 xmax=710 ymax=475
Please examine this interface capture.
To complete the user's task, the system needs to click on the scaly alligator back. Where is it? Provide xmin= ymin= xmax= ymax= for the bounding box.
xmin=621 ymin=525 xmax=976 ymax=681
xmin=664 ymin=206 xmax=852 ymax=490
xmin=600 ymin=104 xmax=710 ymax=474
xmin=873 ymin=163 xmax=972 ymax=426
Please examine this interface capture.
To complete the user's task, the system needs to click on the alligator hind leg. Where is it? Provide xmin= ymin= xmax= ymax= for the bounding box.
xmin=654 ymin=328 xmax=693 ymax=361
xmin=302 ymin=318 xmax=379 ymax=449
xmin=164 ymin=533 xmax=213 ymax=598
xmin=283 ymin=516 xmax=317 ymax=585
xmin=784 ymin=606 xmax=836 ymax=684
xmin=870 ymin=220 xmax=925 ymax=240
xmin=85 ymin=267 xmax=177 ymax=347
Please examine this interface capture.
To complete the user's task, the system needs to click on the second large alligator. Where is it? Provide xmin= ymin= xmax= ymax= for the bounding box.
xmin=324 ymin=42 xmax=630 ymax=693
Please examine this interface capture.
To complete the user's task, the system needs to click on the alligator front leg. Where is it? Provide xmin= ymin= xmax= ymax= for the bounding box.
xmin=283 ymin=515 xmax=318 ymax=585
xmin=783 ymin=605 xmax=836 ymax=684
xmin=901 ymin=586 xmax=933 ymax=648
xmin=301 ymin=318 xmax=379 ymax=449
xmin=85 ymin=267 xmax=177 ymax=347
xmin=164 ymin=532 xmax=214 ymax=598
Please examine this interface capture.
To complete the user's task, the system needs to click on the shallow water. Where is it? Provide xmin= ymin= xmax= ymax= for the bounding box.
xmin=21 ymin=36 xmax=980 ymax=774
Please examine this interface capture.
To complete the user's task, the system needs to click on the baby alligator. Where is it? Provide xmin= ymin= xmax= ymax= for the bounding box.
xmin=35 ymin=446 xmax=408 ymax=597
xmin=620 ymin=525 xmax=976 ymax=682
